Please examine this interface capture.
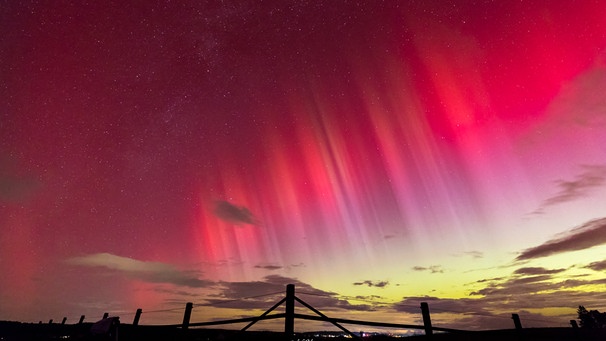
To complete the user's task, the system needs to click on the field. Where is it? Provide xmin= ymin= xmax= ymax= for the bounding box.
xmin=2 ymin=321 xmax=606 ymax=341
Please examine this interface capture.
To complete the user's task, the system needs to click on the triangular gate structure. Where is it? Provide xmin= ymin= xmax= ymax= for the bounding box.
xmin=241 ymin=284 xmax=360 ymax=339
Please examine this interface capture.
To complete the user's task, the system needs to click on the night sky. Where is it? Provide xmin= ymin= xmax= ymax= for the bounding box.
xmin=1 ymin=0 xmax=606 ymax=333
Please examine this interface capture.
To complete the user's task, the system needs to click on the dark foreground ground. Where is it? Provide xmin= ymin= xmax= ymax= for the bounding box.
xmin=2 ymin=321 xmax=606 ymax=341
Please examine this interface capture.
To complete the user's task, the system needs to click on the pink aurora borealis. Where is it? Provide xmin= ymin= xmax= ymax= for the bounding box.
xmin=1 ymin=0 xmax=606 ymax=332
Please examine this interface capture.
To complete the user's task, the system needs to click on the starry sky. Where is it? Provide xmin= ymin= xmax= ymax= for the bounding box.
xmin=1 ymin=0 xmax=606 ymax=333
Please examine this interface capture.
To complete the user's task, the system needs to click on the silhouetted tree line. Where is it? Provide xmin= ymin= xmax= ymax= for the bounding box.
xmin=578 ymin=306 xmax=606 ymax=328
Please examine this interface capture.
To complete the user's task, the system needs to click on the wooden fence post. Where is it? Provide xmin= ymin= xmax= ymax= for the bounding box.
xmin=285 ymin=284 xmax=295 ymax=337
xmin=78 ymin=315 xmax=85 ymax=324
xmin=512 ymin=313 xmax=522 ymax=330
xmin=61 ymin=317 xmax=67 ymax=325
xmin=133 ymin=308 xmax=142 ymax=326
xmin=182 ymin=302 xmax=193 ymax=330
xmin=420 ymin=302 xmax=433 ymax=337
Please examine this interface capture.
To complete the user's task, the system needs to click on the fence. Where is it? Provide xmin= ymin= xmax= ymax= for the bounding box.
xmin=30 ymin=284 xmax=586 ymax=339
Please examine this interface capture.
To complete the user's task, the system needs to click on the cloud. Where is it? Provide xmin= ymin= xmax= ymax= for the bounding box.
xmin=544 ymin=61 xmax=606 ymax=128
xmin=513 ymin=267 xmax=566 ymax=275
xmin=254 ymin=264 xmax=283 ymax=271
xmin=395 ymin=296 xmax=488 ymax=315
xmin=475 ymin=276 xmax=505 ymax=284
xmin=66 ymin=253 xmax=209 ymax=288
xmin=520 ymin=61 xmax=606 ymax=149
xmin=213 ymin=200 xmax=258 ymax=225
xmin=585 ymin=260 xmax=606 ymax=271
xmin=395 ymin=294 xmax=574 ymax=330
xmin=470 ymin=275 xmax=555 ymax=296
xmin=392 ymin=264 xmax=606 ymax=330
xmin=352 ymin=280 xmax=389 ymax=288
xmin=516 ymin=217 xmax=606 ymax=261
xmin=469 ymin=264 xmax=606 ymax=299
xmin=389 ymin=258 xmax=606 ymax=330
xmin=412 ymin=265 xmax=444 ymax=273
xmin=203 ymin=275 xmax=374 ymax=312
xmin=532 ymin=165 xmax=606 ymax=214
xmin=354 ymin=294 xmax=384 ymax=301
xmin=463 ymin=251 xmax=484 ymax=259
xmin=454 ymin=251 xmax=484 ymax=259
